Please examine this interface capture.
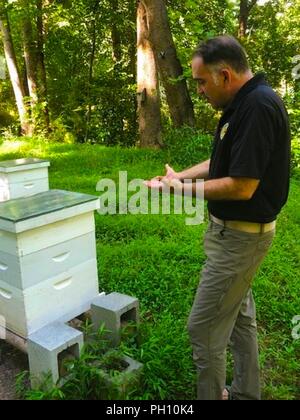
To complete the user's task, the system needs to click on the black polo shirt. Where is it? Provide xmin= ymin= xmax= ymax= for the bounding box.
xmin=208 ymin=73 xmax=291 ymax=223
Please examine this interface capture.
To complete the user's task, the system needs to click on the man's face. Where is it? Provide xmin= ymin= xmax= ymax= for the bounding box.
xmin=192 ymin=56 xmax=231 ymax=110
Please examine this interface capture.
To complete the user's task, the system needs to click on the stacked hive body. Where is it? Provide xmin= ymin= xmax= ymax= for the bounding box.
xmin=0 ymin=158 xmax=50 ymax=202
xmin=0 ymin=189 xmax=100 ymax=339
xmin=0 ymin=158 xmax=141 ymax=387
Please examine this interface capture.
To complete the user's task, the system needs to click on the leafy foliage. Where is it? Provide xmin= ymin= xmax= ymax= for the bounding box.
xmin=162 ymin=126 xmax=213 ymax=168
xmin=1 ymin=0 xmax=299 ymax=143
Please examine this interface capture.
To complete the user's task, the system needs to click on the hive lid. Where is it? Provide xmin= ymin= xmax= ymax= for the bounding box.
xmin=0 ymin=189 xmax=100 ymax=232
xmin=0 ymin=158 xmax=50 ymax=173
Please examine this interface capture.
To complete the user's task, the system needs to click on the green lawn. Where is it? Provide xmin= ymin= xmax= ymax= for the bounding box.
xmin=1 ymin=137 xmax=299 ymax=400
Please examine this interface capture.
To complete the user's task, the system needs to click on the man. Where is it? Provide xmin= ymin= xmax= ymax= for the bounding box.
xmin=145 ymin=35 xmax=291 ymax=400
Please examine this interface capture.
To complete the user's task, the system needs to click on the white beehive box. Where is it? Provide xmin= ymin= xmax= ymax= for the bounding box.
xmin=0 ymin=190 xmax=100 ymax=338
xmin=0 ymin=158 xmax=50 ymax=202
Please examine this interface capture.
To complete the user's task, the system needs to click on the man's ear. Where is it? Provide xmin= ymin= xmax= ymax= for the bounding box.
xmin=221 ymin=69 xmax=231 ymax=86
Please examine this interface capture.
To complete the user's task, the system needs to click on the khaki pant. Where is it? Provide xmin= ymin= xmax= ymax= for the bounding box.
xmin=187 ymin=221 xmax=275 ymax=400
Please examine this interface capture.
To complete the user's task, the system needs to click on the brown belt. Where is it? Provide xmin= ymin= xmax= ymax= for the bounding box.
xmin=209 ymin=214 xmax=276 ymax=234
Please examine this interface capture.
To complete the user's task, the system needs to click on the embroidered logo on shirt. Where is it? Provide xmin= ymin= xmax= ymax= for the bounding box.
xmin=220 ymin=123 xmax=229 ymax=140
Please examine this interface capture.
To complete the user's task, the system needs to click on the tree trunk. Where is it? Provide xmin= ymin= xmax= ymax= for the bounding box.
xmin=239 ymin=0 xmax=249 ymax=38
xmin=36 ymin=0 xmax=50 ymax=131
xmin=128 ymin=0 xmax=137 ymax=81
xmin=111 ymin=0 xmax=122 ymax=66
xmin=137 ymin=0 xmax=162 ymax=148
xmin=142 ymin=0 xmax=195 ymax=128
xmin=84 ymin=0 xmax=99 ymax=142
xmin=128 ymin=0 xmax=138 ymax=141
xmin=109 ymin=0 xmax=125 ymax=143
xmin=21 ymin=0 xmax=38 ymax=107
xmin=0 ymin=2 xmax=30 ymax=134
xmin=239 ymin=0 xmax=257 ymax=38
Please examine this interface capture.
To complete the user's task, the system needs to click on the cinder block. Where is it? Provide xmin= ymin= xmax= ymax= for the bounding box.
xmin=104 ymin=355 xmax=144 ymax=399
xmin=123 ymin=356 xmax=143 ymax=375
xmin=91 ymin=293 xmax=139 ymax=346
xmin=27 ymin=322 xmax=84 ymax=388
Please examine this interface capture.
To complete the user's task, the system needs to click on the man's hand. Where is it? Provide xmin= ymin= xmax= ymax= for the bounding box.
xmin=144 ymin=176 xmax=183 ymax=194
xmin=153 ymin=164 xmax=181 ymax=182
xmin=144 ymin=163 xmax=183 ymax=193
xmin=165 ymin=164 xmax=180 ymax=180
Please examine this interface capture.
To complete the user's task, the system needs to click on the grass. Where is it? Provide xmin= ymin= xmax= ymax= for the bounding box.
xmin=1 ymin=136 xmax=299 ymax=400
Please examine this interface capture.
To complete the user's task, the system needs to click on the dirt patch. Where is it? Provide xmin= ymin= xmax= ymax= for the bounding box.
xmin=0 ymin=341 xmax=29 ymax=400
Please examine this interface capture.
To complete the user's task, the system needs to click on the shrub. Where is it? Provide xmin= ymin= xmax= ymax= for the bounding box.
xmin=162 ymin=126 xmax=213 ymax=169
xmin=285 ymin=91 xmax=300 ymax=176
xmin=49 ymin=117 xmax=76 ymax=144
xmin=291 ymin=138 xmax=300 ymax=178
xmin=0 ymin=109 xmax=15 ymax=129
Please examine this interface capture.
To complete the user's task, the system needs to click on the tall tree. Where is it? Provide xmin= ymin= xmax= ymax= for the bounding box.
xmin=137 ymin=0 xmax=162 ymax=147
xmin=141 ymin=0 xmax=195 ymax=128
xmin=127 ymin=0 xmax=138 ymax=143
xmin=20 ymin=0 xmax=38 ymax=112
xmin=239 ymin=0 xmax=257 ymax=37
xmin=85 ymin=0 xmax=100 ymax=142
xmin=107 ymin=0 xmax=126 ymax=144
xmin=0 ymin=0 xmax=30 ymax=134
xmin=36 ymin=0 xmax=50 ymax=130
xmin=111 ymin=0 xmax=122 ymax=66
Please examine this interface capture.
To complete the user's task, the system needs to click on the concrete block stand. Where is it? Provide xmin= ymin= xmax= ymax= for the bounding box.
xmin=91 ymin=292 xmax=139 ymax=347
xmin=27 ymin=322 xmax=84 ymax=388
xmin=4 ymin=291 xmax=142 ymax=390
xmin=103 ymin=355 xmax=144 ymax=399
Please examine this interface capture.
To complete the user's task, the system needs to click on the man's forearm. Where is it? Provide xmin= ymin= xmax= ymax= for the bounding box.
xmin=178 ymin=159 xmax=210 ymax=181
xmin=179 ymin=177 xmax=259 ymax=201
xmin=203 ymin=178 xmax=251 ymax=200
